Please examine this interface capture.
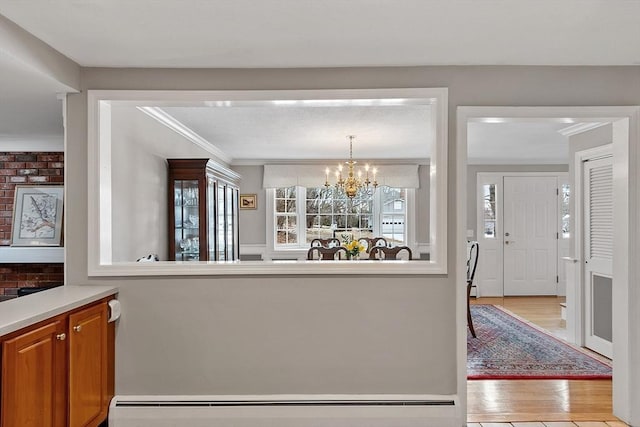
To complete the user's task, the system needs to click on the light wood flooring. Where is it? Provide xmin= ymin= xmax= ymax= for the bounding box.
xmin=467 ymin=297 xmax=624 ymax=425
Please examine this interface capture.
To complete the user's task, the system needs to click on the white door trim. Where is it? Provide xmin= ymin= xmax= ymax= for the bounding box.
xmin=569 ymin=144 xmax=614 ymax=347
xmin=457 ymin=106 xmax=640 ymax=425
xmin=476 ymin=171 xmax=568 ymax=297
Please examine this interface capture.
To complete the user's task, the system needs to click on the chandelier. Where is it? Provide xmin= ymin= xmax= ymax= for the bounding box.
xmin=324 ymin=135 xmax=378 ymax=198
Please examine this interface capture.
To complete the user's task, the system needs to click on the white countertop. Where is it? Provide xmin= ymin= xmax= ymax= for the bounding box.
xmin=0 ymin=285 xmax=118 ymax=337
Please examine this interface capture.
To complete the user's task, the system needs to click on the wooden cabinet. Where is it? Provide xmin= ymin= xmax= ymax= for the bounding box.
xmin=68 ymin=303 xmax=109 ymax=427
xmin=168 ymin=158 xmax=241 ymax=261
xmin=1 ymin=320 xmax=67 ymax=427
xmin=0 ymin=298 xmax=113 ymax=427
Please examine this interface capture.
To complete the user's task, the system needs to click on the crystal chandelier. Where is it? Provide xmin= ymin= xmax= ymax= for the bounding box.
xmin=324 ymin=135 xmax=378 ymax=198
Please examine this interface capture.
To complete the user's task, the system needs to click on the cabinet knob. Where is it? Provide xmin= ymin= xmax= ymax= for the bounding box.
xmin=56 ymin=333 xmax=66 ymax=341
xmin=73 ymin=325 xmax=82 ymax=333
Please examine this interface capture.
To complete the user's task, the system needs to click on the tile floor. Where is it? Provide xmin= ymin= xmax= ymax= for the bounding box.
xmin=467 ymin=422 xmax=628 ymax=427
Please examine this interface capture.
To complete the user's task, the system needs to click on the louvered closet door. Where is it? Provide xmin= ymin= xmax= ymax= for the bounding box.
xmin=584 ymin=156 xmax=613 ymax=358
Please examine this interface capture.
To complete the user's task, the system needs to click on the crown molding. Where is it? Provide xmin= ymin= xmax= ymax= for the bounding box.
xmin=231 ymin=158 xmax=431 ymax=166
xmin=137 ymin=106 xmax=232 ymax=164
xmin=557 ymin=122 xmax=608 ymax=137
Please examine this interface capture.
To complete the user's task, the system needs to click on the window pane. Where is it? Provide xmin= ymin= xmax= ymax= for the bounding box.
xmin=483 ymin=184 xmax=497 ymax=238
xmin=561 ymin=183 xmax=570 ymax=238
xmin=286 ymin=199 xmax=296 ymax=212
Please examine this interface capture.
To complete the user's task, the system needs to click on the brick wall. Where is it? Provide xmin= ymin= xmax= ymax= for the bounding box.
xmin=0 ymin=152 xmax=64 ymax=301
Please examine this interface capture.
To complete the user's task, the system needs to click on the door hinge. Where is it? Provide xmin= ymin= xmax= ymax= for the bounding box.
xmin=556 ymin=188 xmax=559 ymax=195
xmin=556 ymin=275 xmax=559 ymax=283
xmin=556 ymin=232 xmax=559 ymax=239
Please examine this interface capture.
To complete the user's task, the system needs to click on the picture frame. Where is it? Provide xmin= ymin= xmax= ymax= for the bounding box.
xmin=11 ymin=185 xmax=64 ymax=246
xmin=239 ymin=194 xmax=257 ymax=210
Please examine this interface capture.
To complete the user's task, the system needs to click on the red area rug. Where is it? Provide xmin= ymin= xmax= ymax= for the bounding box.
xmin=467 ymin=305 xmax=612 ymax=380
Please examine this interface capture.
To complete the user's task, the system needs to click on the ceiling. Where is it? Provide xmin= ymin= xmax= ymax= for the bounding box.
xmin=162 ymin=104 xmax=433 ymax=162
xmin=1 ymin=1 xmax=636 ymax=158
xmin=1 ymin=0 xmax=639 ymax=68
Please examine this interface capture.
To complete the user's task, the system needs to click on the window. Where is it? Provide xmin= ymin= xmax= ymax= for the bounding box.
xmin=561 ymin=183 xmax=570 ymax=238
xmin=483 ymin=184 xmax=497 ymax=238
xmin=274 ymin=186 xmax=407 ymax=249
xmin=275 ymin=187 xmax=298 ymax=245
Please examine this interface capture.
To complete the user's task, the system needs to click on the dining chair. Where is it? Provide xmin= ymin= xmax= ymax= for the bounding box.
xmin=310 ymin=238 xmax=341 ymax=248
xmin=358 ymin=237 xmax=388 ymax=253
xmin=369 ymin=245 xmax=413 ymax=260
xmin=307 ymin=246 xmax=348 ymax=261
xmin=467 ymin=241 xmax=480 ymax=338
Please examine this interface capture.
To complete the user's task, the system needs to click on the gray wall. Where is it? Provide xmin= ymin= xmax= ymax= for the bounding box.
xmin=466 ymin=164 xmax=569 ymax=238
xmin=65 ymin=66 xmax=640 ymax=406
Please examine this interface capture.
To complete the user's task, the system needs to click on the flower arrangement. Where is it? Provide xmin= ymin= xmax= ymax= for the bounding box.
xmin=342 ymin=234 xmax=365 ymax=259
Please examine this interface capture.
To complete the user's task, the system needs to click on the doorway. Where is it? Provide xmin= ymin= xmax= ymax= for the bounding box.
xmin=456 ymin=106 xmax=640 ymax=425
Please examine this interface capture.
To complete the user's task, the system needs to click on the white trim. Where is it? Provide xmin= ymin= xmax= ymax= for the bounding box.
xmin=232 ymin=158 xmax=431 ymax=166
xmin=110 ymin=394 xmax=459 ymax=427
xmin=0 ymin=247 xmax=64 ymax=263
xmin=457 ymin=106 xmax=640 ymax=426
xmin=239 ymin=244 xmax=267 ymax=259
xmin=88 ymin=88 xmax=448 ymax=276
xmin=137 ymin=106 xmax=232 ymax=164
xmin=558 ymin=122 xmax=608 ymax=137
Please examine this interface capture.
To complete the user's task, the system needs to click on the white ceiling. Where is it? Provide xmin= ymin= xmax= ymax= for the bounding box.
xmin=1 ymin=0 xmax=639 ymax=68
xmin=162 ymin=105 xmax=433 ymax=162
xmin=1 ymin=1 xmax=636 ymax=157
xmin=0 ymin=52 xmax=65 ymax=149
xmin=467 ymin=122 xmax=571 ymax=165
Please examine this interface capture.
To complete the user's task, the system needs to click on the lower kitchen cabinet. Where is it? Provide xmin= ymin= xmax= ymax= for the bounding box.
xmin=1 ymin=298 xmax=114 ymax=427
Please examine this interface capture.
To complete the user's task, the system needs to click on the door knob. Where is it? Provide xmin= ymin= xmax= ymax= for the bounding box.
xmin=56 ymin=333 xmax=66 ymax=341
xmin=73 ymin=325 xmax=82 ymax=333
xmin=505 ymin=232 xmax=510 ymax=237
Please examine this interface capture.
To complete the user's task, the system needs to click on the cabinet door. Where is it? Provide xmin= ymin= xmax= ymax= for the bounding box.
xmin=68 ymin=302 xmax=108 ymax=427
xmin=1 ymin=320 xmax=67 ymax=427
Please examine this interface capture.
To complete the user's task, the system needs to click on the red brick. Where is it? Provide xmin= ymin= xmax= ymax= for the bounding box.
xmin=48 ymin=162 xmax=64 ymax=169
xmin=0 ymin=183 xmax=15 ymax=189
xmin=0 ymin=197 xmax=13 ymax=204
xmin=38 ymin=169 xmax=61 ymax=176
xmin=0 ymin=211 xmax=12 ymax=217
xmin=0 ymin=155 xmax=15 ymax=162
xmin=3 ymin=162 xmax=25 ymax=169
xmin=0 ymin=170 xmax=16 ymax=176
xmin=9 ymin=176 xmax=26 ymax=183
xmin=25 ymin=162 xmax=48 ymax=168
xmin=37 ymin=155 xmax=59 ymax=162
xmin=0 ymin=239 xmax=10 ymax=245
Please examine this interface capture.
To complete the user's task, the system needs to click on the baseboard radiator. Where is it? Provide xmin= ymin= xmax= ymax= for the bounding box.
xmin=109 ymin=394 xmax=460 ymax=427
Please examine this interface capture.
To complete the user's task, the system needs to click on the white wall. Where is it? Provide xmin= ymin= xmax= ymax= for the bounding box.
xmin=110 ymin=106 xmax=217 ymax=261
xmin=64 ymin=66 xmax=640 ymax=425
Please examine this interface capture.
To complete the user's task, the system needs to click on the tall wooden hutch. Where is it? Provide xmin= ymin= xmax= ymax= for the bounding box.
xmin=167 ymin=159 xmax=240 ymax=261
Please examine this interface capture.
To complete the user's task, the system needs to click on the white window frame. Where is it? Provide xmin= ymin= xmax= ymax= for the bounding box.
xmin=266 ymin=187 xmax=413 ymax=258
xmin=87 ymin=87 xmax=448 ymax=276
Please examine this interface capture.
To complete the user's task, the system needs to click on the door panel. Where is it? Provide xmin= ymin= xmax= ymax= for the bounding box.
xmin=583 ymin=156 xmax=613 ymax=357
xmin=504 ymin=176 xmax=558 ymax=295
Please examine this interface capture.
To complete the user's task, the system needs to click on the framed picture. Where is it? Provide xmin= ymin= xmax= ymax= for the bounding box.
xmin=239 ymin=194 xmax=257 ymax=210
xmin=11 ymin=185 xmax=64 ymax=246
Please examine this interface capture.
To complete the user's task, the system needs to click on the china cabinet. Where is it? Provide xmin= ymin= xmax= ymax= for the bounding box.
xmin=167 ymin=159 xmax=241 ymax=261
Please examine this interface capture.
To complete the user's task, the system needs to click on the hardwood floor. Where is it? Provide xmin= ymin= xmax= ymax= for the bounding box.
xmin=467 ymin=297 xmax=623 ymax=425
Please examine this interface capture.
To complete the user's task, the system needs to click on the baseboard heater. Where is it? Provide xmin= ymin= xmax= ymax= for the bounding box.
xmin=109 ymin=394 xmax=460 ymax=427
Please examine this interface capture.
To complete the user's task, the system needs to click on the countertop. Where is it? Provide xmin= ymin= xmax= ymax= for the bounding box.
xmin=0 ymin=285 xmax=118 ymax=336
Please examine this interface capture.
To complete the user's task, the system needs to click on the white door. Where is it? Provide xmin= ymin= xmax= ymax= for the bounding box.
xmin=583 ymin=156 xmax=613 ymax=357
xmin=503 ymin=176 xmax=558 ymax=295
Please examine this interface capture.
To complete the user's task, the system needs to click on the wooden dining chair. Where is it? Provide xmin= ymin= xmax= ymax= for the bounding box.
xmin=310 ymin=238 xmax=341 ymax=248
xmin=358 ymin=237 xmax=388 ymax=253
xmin=369 ymin=245 xmax=413 ymax=260
xmin=307 ymin=246 xmax=348 ymax=260
xmin=467 ymin=241 xmax=480 ymax=338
